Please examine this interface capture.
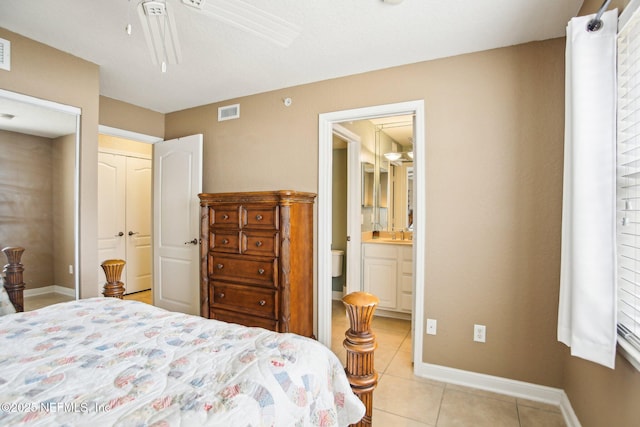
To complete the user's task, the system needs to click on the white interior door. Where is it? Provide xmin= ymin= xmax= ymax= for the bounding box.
xmin=97 ymin=153 xmax=126 ymax=291
xmin=125 ymin=157 xmax=152 ymax=293
xmin=153 ymin=134 xmax=203 ymax=315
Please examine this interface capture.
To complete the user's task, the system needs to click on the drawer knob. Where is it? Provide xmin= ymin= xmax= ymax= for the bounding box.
xmin=255 ymin=214 xmax=263 ymax=221
xmin=216 ymin=263 xmax=224 ymax=270
xmin=255 ymin=241 xmax=263 ymax=247
xmin=258 ymin=268 xmax=265 ymax=275
xmin=258 ymin=300 xmax=266 ymax=306
xmin=217 ymin=292 xmax=225 ymax=299
xmin=222 ymin=214 xmax=229 ymax=220
xmin=222 ymin=238 xmax=229 ymax=244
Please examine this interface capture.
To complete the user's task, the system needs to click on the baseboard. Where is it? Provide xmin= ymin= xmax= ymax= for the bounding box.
xmin=24 ymin=285 xmax=75 ymax=298
xmin=559 ymin=392 xmax=582 ymax=427
xmin=332 ymin=291 xmax=344 ymax=301
xmin=414 ymin=362 xmax=581 ymax=427
xmin=374 ymin=308 xmax=411 ymax=321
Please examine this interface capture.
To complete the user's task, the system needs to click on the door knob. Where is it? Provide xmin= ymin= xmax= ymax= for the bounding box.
xmin=115 ymin=231 xmax=124 ymax=237
xmin=128 ymin=231 xmax=139 ymax=236
xmin=184 ymin=238 xmax=198 ymax=245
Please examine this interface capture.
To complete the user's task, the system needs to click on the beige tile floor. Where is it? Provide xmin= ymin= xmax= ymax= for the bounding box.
xmin=330 ymin=300 xmax=566 ymax=427
xmin=123 ymin=289 xmax=153 ymax=304
xmin=23 ymin=292 xmax=75 ymax=311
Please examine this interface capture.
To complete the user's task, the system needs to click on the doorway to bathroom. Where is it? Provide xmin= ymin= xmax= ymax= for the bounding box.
xmin=318 ymin=100 xmax=426 ymax=372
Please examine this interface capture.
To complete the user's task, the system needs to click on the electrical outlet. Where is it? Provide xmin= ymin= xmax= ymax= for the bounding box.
xmin=426 ymin=319 xmax=437 ymax=335
xmin=474 ymin=324 xmax=486 ymax=342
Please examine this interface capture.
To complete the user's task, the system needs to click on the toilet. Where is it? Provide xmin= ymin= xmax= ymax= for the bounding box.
xmin=331 ymin=250 xmax=344 ymax=277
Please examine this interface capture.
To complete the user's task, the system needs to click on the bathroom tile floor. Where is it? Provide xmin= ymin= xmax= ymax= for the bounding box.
xmin=330 ymin=300 xmax=566 ymax=427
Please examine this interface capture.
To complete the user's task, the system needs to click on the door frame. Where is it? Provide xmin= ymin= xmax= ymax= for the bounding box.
xmin=0 ymin=89 xmax=82 ymax=299
xmin=98 ymin=126 xmax=161 ymax=297
xmin=318 ymin=100 xmax=426 ymax=371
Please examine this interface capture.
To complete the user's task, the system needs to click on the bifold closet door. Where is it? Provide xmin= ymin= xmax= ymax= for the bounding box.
xmin=125 ymin=157 xmax=152 ymax=293
xmin=97 ymin=152 xmax=152 ymax=294
xmin=98 ymin=153 xmax=126 ymax=289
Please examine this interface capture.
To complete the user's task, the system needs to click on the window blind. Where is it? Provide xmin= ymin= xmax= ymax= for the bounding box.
xmin=617 ymin=4 xmax=640 ymax=357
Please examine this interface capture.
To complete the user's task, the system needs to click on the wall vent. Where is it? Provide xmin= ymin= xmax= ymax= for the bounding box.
xmin=218 ymin=104 xmax=240 ymax=121
xmin=0 ymin=38 xmax=10 ymax=71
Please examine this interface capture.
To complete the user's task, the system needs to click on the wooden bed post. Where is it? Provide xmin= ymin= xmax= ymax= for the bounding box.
xmin=101 ymin=259 xmax=126 ymax=299
xmin=2 ymin=247 xmax=26 ymax=312
xmin=342 ymin=291 xmax=379 ymax=427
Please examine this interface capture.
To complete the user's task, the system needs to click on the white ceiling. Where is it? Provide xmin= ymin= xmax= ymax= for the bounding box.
xmin=0 ymin=97 xmax=77 ymax=138
xmin=0 ymin=0 xmax=583 ymax=115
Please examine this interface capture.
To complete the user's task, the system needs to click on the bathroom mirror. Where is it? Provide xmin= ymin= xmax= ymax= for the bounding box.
xmin=342 ymin=114 xmax=413 ymax=233
xmin=0 ymin=89 xmax=80 ymax=307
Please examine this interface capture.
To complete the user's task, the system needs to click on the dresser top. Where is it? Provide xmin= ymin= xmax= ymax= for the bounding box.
xmin=199 ymin=190 xmax=316 ymax=205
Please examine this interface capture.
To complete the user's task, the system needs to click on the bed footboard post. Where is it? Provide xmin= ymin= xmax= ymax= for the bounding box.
xmin=2 ymin=247 xmax=25 ymax=312
xmin=342 ymin=291 xmax=379 ymax=427
xmin=101 ymin=259 xmax=126 ymax=299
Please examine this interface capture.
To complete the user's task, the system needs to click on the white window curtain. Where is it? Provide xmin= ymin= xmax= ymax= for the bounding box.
xmin=558 ymin=9 xmax=618 ymax=369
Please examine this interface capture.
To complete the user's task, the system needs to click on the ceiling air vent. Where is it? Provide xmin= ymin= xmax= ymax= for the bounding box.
xmin=218 ymin=104 xmax=240 ymax=121
xmin=0 ymin=38 xmax=10 ymax=71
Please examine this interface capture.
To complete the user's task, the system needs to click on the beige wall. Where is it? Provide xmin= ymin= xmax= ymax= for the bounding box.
xmin=332 ymin=143 xmax=347 ymax=291
xmin=52 ymin=133 xmax=76 ymax=290
xmin=0 ymin=130 xmax=54 ymax=289
xmin=0 ymin=27 xmax=100 ymax=298
xmin=98 ymin=134 xmax=153 ymax=157
xmin=166 ymin=37 xmax=568 ymax=388
xmin=99 ymin=96 xmax=165 ymax=139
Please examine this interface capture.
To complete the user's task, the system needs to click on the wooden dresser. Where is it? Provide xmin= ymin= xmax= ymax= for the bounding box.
xmin=199 ymin=191 xmax=316 ymax=337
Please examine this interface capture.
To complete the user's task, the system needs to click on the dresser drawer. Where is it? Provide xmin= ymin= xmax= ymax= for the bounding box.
xmin=210 ymin=205 xmax=242 ymax=228
xmin=209 ymin=254 xmax=277 ymax=287
xmin=244 ymin=204 xmax=279 ymax=229
xmin=242 ymin=230 xmax=279 ymax=257
xmin=210 ymin=282 xmax=277 ymax=318
xmin=210 ymin=231 xmax=241 ymax=253
xmin=209 ymin=308 xmax=278 ymax=330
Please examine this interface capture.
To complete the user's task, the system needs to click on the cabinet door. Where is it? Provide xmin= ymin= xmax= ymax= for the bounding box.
xmin=363 ymin=257 xmax=397 ymax=309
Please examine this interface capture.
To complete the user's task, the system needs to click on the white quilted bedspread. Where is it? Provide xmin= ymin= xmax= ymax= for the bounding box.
xmin=0 ymin=298 xmax=364 ymax=426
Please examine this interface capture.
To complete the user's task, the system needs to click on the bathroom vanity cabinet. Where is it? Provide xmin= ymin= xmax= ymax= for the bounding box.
xmin=199 ymin=191 xmax=316 ymax=337
xmin=362 ymin=242 xmax=413 ymax=315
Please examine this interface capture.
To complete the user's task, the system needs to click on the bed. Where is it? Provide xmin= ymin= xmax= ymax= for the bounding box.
xmin=0 ymin=248 xmax=378 ymax=426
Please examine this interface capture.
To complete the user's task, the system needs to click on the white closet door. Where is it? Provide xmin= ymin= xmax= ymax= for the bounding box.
xmin=125 ymin=157 xmax=152 ymax=293
xmin=97 ymin=153 xmax=126 ymax=289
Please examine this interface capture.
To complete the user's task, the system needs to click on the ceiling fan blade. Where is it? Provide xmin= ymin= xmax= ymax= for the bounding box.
xmin=181 ymin=0 xmax=301 ymax=48
xmin=138 ymin=1 xmax=182 ymax=66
